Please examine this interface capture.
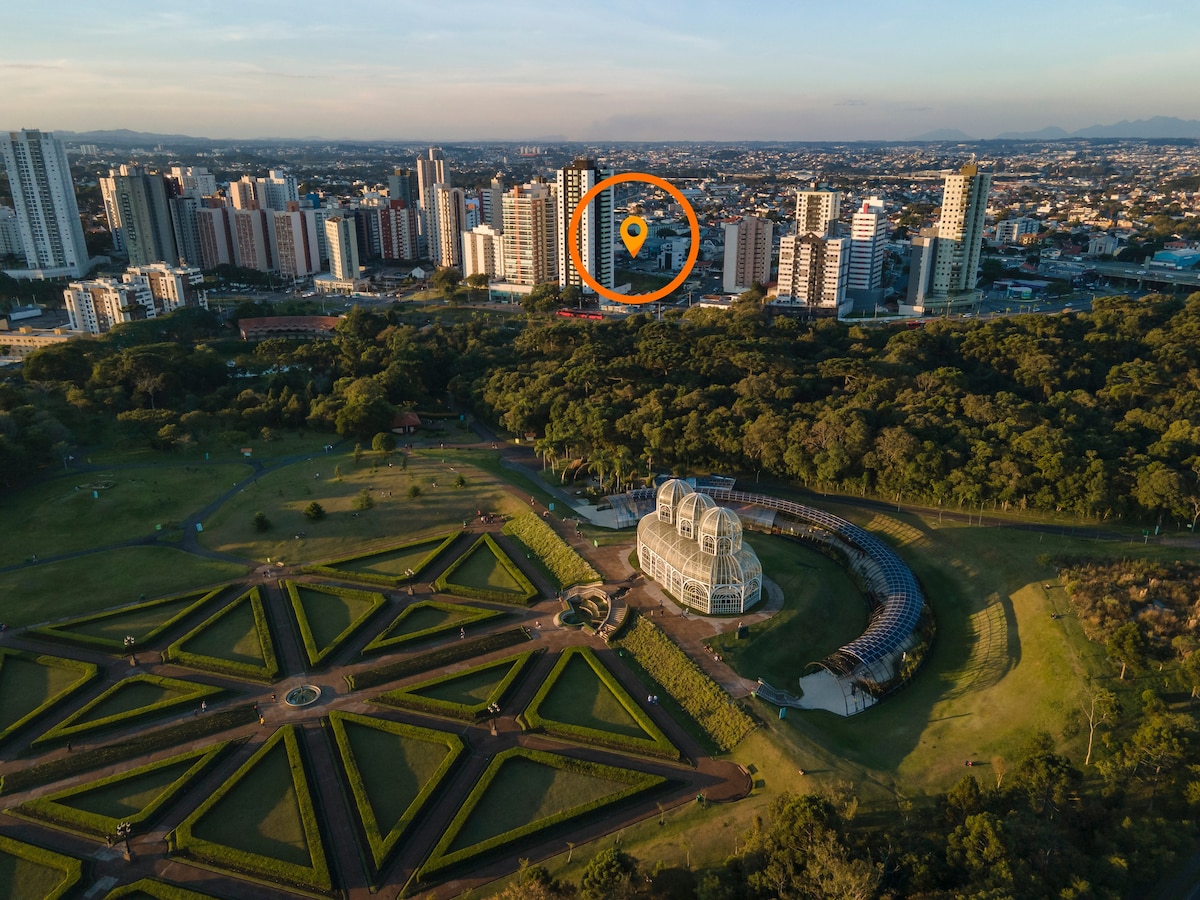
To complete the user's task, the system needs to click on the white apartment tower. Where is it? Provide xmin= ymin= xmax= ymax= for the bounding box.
xmin=416 ymin=148 xmax=446 ymax=254
xmin=848 ymin=197 xmax=888 ymax=293
xmin=2 ymin=130 xmax=90 ymax=277
xmin=64 ymin=277 xmax=154 ymax=334
xmin=325 ymin=216 xmax=360 ymax=281
xmin=431 ymin=184 xmax=467 ymax=268
xmin=101 ymin=166 xmax=178 ymax=266
xmin=722 ymin=216 xmax=773 ymax=293
xmin=930 ymin=163 xmax=991 ymax=297
xmin=462 ymin=224 xmax=503 ymax=279
xmin=557 ymin=158 xmax=614 ymax=292
xmin=272 ymin=209 xmax=321 ymax=279
xmin=123 ymin=263 xmax=206 ymax=314
xmin=795 ymin=190 xmax=840 ymax=237
xmin=502 ymin=181 xmax=557 ymax=286
xmin=777 ymin=233 xmax=850 ymax=309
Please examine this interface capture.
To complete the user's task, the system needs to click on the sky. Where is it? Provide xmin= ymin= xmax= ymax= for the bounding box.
xmin=4 ymin=0 xmax=1199 ymax=142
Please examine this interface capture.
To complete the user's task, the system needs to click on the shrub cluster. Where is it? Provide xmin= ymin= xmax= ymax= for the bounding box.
xmin=16 ymin=741 xmax=233 ymax=837
xmin=299 ymin=533 xmax=457 ymax=587
xmin=172 ymin=725 xmax=333 ymax=895
xmin=434 ymin=533 xmax=538 ymax=605
xmin=520 ymin=647 xmax=679 ymax=760
xmin=501 ymin=513 xmax=601 ymax=588
xmin=0 ymin=703 xmax=257 ymax=795
xmin=1059 ymin=557 xmax=1200 ymax=649
xmin=615 ymin=615 xmax=755 ymax=751
xmin=284 ymin=580 xmax=387 ymax=668
xmin=24 ymin=587 xmax=226 ymax=652
xmin=164 ymin=586 xmax=280 ymax=682
xmin=326 ymin=710 xmax=464 ymax=878
xmin=371 ymin=649 xmax=540 ymax=721
xmin=0 ymin=834 xmax=80 ymax=899
xmin=360 ymin=600 xmax=505 ymax=656
xmin=0 ymin=650 xmax=97 ymax=746
xmin=34 ymin=674 xmax=224 ymax=747
xmin=419 ymin=747 xmax=667 ymax=880
xmin=345 ymin=628 xmax=531 ymax=692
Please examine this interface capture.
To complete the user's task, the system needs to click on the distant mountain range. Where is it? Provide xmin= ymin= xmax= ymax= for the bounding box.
xmin=913 ymin=117 xmax=1200 ymax=142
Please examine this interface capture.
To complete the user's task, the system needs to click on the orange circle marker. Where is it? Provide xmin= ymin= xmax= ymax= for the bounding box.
xmin=567 ymin=172 xmax=701 ymax=305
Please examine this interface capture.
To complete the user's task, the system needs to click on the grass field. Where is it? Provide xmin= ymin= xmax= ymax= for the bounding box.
xmin=191 ymin=737 xmax=311 ymax=867
xmin=48 ymin=593 xmax=209 ymax=644
xmin=197 ymin=448 xmax=525 ymax=562
xmin=414 ymin=667 xmax=507 ymax=706
xmin=0 ymin=464 xmax=252 ymax=567
xmin=447 ymin=755 xmax=629 ymax=853
xmin=536 ymin=653 xmax=647 ymax=740
xmin=0 ymin=547 xmax=249 ymax=628
xmin=0 ymin=655 xmax=90 ymax=736
xmin=75 ymin=681 xmax=181 ymax=723
xmin=336 ymin=538 xmax=450 ymax=577
xmin=446 ymin=543 xmax=525 ymax=595
xmin=176 ymin=599 xmax=266 ymax=668
xmin=0 ymin=848 xmax=73 ymax=900
xmin=57 ymin=758 xmax=194 ymax=819
xmin=708 ymin=534 xmax=868 ymax=687
xmin=342 ymin=720 xmax=452 ymax=832
xmin=86 ymin=430 xmax=335 ymax=467
xmin=291 ymin=586 xmax=375 ymax=651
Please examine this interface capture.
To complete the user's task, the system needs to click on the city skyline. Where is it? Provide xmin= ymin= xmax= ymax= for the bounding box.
xmin=3 ymin=1 xmax=1199 ymax=142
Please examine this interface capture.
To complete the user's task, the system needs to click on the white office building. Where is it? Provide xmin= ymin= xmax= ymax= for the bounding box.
xmin=2 ymin=129 xmax=91 ymax=278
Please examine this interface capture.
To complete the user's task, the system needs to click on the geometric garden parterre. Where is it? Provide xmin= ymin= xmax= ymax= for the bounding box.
xmin=0 ymin=527 xmax=744 ymax=898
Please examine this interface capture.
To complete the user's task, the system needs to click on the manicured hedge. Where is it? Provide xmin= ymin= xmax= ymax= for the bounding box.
xmin=299 ymin=532 xmax=457 ymax=587
xmin=419 ymin=747 xmax=667 ymax=879
xmin=502 ymin=513 xmax=601 ymax=588
xmin=434 ymin=533 xmax=538 ymax=605
xmin=16 ymin=741 xmax=233 ymax=838
xmin=615 ymin=615 xmax=755 ymax=752
xmin=104 ymin=878 xmax=221 ymax=899
xmin=0 ymin=650 xmax=97 ymax=746
xmin=370 ymin=649 xmax=540 ymax=721
xmin=345 ymin=628 xmax=532 ymax=692
xmin=163 ymin=586 xmax=280 ymax=682
xmin=283 ymin=580 xmax=387 ymax=668
xmin=326 ymin=711 xmax=464 ymax=878
xmin=33 ymin=674 xmax=224 ymax=747
xmin=22 ymin=587 xmax=226 ymax=653
xmin=0 ymin=834 xmax=81 ymax=900
xmin=0 ymin=703 xmax=258 ymax=795
xmin=360 ymin=600 xmax=505 ymax=656
xmin=520 ymin=647 xmax=679 ymax=760
xmin=172 ymin=725 xmax=333 ymax=895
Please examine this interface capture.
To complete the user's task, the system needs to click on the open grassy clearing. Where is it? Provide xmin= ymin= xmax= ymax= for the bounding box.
xmin=290 ymin=584 xmax=378 ymax=652
xmin=0 ymin=654 xmax=94 ymax=741
xmin=0 ymin=464 xmax=251 ymax=567
xmin=707 ymin=534 xmax=868 ymax=688
xmin=0 ymin=547 xmax=249 ymax=628
xmin=341 ymin=719 xmax=453 ymax=833
xmin=87 ymin=430 xmax=335 ymax=467
xmin=174 ymin=599 xmax=265 ymax=668
xmin=536 ymin=653 xmax=648 ymax=740
xmin=447 ymin=755 xmax=631 ymax=853
xmin=335 ymin=538 xmax=450 ymax=577
xmin=198 ymin=448 xmax=525 ymax=561
xmin=189 ymin=735 xmax=311 ymax=868
xmin=445 ymin=543 xmax=526 ymax=594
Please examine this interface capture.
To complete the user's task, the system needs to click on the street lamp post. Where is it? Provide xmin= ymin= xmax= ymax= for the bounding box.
xmin=116 ymin=821 xmax=132 ymax=858
xmin=488 ymin=702 xmax=501 ymax=735
xmin=124 ymin=635 xmax=136 ymax=666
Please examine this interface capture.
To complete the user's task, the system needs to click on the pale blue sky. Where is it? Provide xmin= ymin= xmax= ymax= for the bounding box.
xmin=3 ymin=0 xmax=1198 ymax=140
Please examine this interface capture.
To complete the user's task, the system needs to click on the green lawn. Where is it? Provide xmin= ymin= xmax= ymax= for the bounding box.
xmin=414 ymin=667 xmax=508 ymax=706
xmin=0 ymin=547 xmax=249 ymax=628
xmin=342 ymin=720 xmax=452 ymax=832
xmin=56 ymin=758 xmax=194 ymax=819
xmin=86 ymin=430 xmax=335 ymax=467
xmin=75 ymin=681 xmax=181 ymax=723
xmin=0 ymin=655 xmax=89 ymax=736
xmin=0 ymin=464 xmax=251 ymax=566
xmin=448 ymin=755 xmax=629 ymax=853
xmin=708 ymin=534 xmax=868 ymax=687
xmin=536 ymin=654 xmax=647 ymax=740
xmin=336 ymin=538 xmax=450 ymax=577
xmin=50 ymin=594 xmax=205 ymax=644
xmin=197 ymin=449 xmax=525 ymax=562
xmin=176 ymin=600 xmax=265 ymax=668
xmin=292 ymin=586 xmax=374 ymax=651
xmin=191 ymin=737 xmax=311 ymax=867
xmin=447 ymin=544 xmax=524 ymax=594
xmin=0 ymin=849 xmax=73 ymax=900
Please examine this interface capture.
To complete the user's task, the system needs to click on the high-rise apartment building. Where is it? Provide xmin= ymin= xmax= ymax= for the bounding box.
xmin=777 ymin=233 xmax=849 ymax=308
xmin=847 ymin=197 xmax=887 ymax=293
xmin=272 ymin=208 xmax=321 ymax=279
xmin=431 ymin=184 xmax=466 ymax=268
xmin=481 ymin=176 xmax=505 ymax=231
xmin=0 ymin=207 xmax=24 ymax=259
xmin=169 ymin=196 xmax=203 ymax=267
xmin=994 ymin=217 xmax=1038 ymax=245
xmin=325 ymin=216 xmax=360 ymax=281
xmin=231 ymin=208 xmax=273 ymax=271
xmin=124 ymin=263 xmax=206 ymax=314
xmin=1 ymin=129 xmax=90 ymax=277
xmin=722 ymin=216 xmax=773 ymax=293
xmin=462 ymin=224 xmax=503 ymax=279
xmin=196 ymin=207 xmax=234 ymax=268
xmin=388 ymin=168 xmax=418 ymax=208
xmin=64 ymin=277 xmax=154 ymax=333
xmin=795 ymin=190 xmax=841 ymax=237
xmin=416 ymin=148 xmax=446 ymax=255
xmin=502 ymin=181 xmax=557 ymax=286
xmin=101 ymin=166 xmax=178 ymax=266
xmin=166 ymin=165 xmax=217 ymax=199
xmin=930 ymin=163 xmax=991 ymax=298
xmin=367 ymin=199 xmax=418 ymax=261
xmin=557 ymin=158 xmax=614 ymax=292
